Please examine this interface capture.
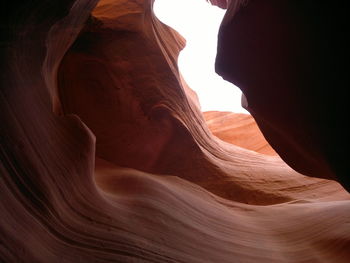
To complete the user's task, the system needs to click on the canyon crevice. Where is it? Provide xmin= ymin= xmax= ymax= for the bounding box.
xmin=1 ymin=0 xmax=349 ymax=262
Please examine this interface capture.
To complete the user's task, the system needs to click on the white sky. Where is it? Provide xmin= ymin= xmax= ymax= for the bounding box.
xmin=154 ymin=0 xmax=248 ymax=113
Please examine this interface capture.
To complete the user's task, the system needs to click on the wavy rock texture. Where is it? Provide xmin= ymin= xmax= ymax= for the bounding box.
xmin=204 ymin=111 xmax=277 ymax=155
xmin=1 ymin=0 xmax=349 ymax=262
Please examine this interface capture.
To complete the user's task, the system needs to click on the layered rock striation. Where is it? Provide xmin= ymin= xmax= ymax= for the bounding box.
xmin=1 ymin=0 xmax=349 ymax=262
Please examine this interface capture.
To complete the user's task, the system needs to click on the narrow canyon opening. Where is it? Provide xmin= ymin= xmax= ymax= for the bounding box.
xmin=154 ymin=0 xmax=247 ymax=114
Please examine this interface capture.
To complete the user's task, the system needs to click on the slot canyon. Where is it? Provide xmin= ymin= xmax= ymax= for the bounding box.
xmin=1 ymin=0 xmax=349 ymax=262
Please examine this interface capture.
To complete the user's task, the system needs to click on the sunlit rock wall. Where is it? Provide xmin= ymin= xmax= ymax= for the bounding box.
xmin=204 ymin=111 xmax=277 ymax=155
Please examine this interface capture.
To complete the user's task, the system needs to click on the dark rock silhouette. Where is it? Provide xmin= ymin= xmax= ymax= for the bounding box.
xmin=215 ymin=0 xmax=348 ymax=190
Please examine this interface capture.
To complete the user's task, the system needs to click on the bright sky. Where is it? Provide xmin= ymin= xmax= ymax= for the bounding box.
xmin=154 ymin=0 xmax=248 ymax=113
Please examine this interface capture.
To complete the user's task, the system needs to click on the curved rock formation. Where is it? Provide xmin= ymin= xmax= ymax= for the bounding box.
xmin=1 ymin=0 xmax=349 ymax=262
xmin=215 ymin=0 xmax=348 ymax=190
xmin=204 ymin=111 xmax=277 ymax=155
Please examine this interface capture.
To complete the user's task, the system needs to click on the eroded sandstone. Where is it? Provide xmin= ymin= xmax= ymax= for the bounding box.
xmin=1 ymin=0 xmax=349 ymax=262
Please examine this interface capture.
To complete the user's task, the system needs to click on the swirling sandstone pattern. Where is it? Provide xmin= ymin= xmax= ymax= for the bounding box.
xmin=1 ymin=0 xmax=349 ymax=262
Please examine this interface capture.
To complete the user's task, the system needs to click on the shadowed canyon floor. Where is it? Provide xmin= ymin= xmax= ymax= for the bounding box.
xmin=1 ymin=0 xmax=349 ymax=262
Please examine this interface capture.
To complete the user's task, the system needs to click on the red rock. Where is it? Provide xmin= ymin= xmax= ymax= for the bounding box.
xmin=0 ymin=0 xmax=349 ymax=262
xmin=203 ymin=111 xmax=277 ymax=155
